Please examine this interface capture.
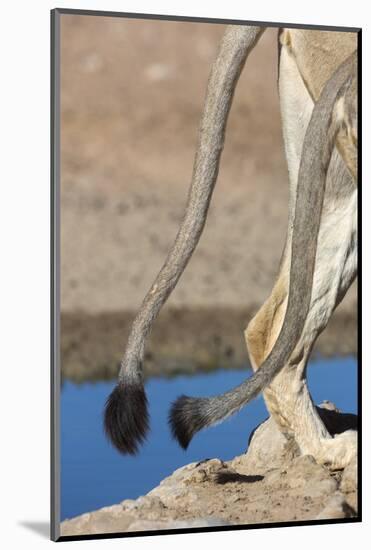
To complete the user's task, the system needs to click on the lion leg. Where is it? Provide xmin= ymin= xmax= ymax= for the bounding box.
xmin=244 ymin=263 xmax=330 ymax=446
xmin=244 ymin=30 xmax=358 ymax=470
xmin=245 ymin=182 xmax=357 ymax=471
xmin=245 ymin=144 xmax=357 ymax=472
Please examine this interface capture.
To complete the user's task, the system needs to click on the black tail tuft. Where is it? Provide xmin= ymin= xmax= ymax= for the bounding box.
xmin=168 ymin=395 xmax=207 ymax=450
xmin=104 ymin=382 xmax=149 ymax=455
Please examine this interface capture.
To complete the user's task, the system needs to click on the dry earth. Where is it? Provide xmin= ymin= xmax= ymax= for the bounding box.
xmin=60 ymin=18 xmax=290 ymax=314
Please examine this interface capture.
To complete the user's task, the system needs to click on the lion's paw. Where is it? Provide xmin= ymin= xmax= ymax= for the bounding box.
xmin=316 ymin=430 xmax=357 ymax=470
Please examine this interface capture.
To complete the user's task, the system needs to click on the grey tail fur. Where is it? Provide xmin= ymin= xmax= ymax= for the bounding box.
xmin=103 ymin=26 xmax=266 ymax=455
xmin=169 ymin=52 xmax=357 ymax=450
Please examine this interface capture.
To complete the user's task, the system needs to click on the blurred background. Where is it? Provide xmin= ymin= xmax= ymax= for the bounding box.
xmin=60 ymin=15 xmax=357 ymax=381
xmin=59 ymin=14 xmax=357 ymax=523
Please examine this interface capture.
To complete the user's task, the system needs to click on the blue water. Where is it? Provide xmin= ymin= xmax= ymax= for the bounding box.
xmin=61 ymin=356 xmax=357 ymax=521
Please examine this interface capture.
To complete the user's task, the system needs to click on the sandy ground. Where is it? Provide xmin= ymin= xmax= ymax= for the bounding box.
xmin=60 ymin=16 xmax=356 ymax=312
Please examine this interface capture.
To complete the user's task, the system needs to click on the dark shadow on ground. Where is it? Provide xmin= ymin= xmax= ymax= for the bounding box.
xmin=215 ymin=472 xmax=264 ymax=484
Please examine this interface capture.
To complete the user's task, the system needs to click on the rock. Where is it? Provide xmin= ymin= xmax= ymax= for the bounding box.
xmin=61 ymin=507 xmax=135 ymax=536
xmin=340 ymin=456 xmax=358 ymax=494
xmin=61 ymin=405 xmax=358 ymax=536
xmin=319 ymin=400 xmax=339 ymax=412
xmin=127 ymin=517 xmax=230 ymax=532
xmin=232 ymin=416 xmax=300 ymax=474
xmin=316 ymin=492 xmax=356 ymax=519
xmin=284 ymin=455 xmax=337 ymax=495
xmin=340 ymin=456 xmax=358 ymax=512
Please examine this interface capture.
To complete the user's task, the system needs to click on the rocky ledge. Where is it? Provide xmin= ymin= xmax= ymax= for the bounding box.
xmin=61 ymin=402 xmax=358 ymax=537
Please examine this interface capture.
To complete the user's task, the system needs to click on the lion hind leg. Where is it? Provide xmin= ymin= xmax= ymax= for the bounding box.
xmin=245 ymin=286 xmax=357 ymax=470
xmin=244 ymin=184 xmax=357 ymax=470
xmin=244 ymin=34 xmax=358 ymax=470
xmin=244 ymin=268 xmax=331 ymax=443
